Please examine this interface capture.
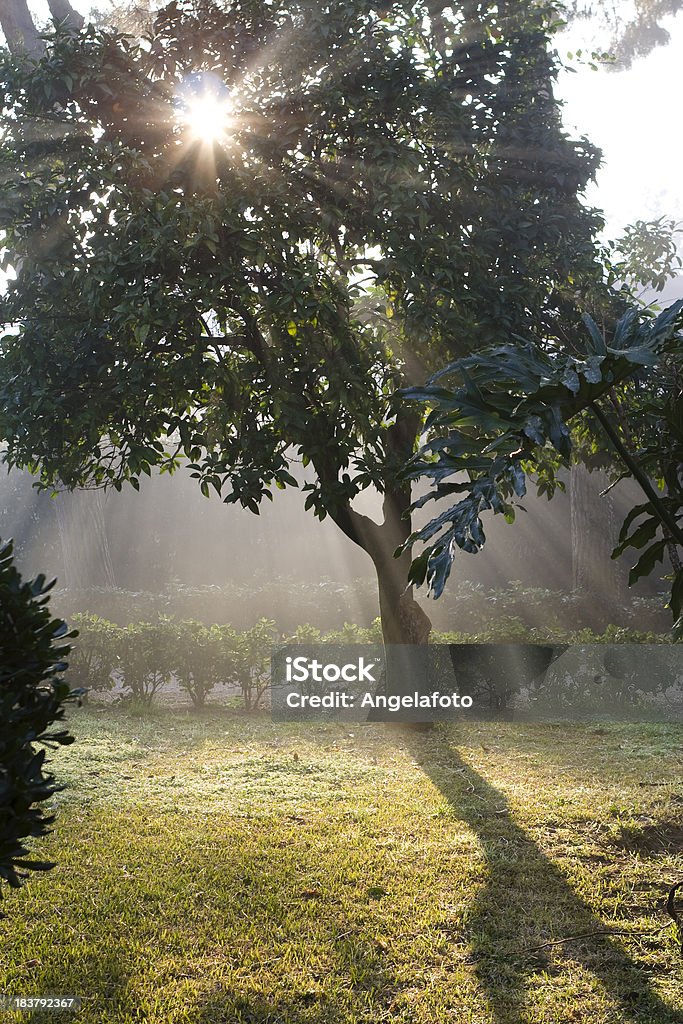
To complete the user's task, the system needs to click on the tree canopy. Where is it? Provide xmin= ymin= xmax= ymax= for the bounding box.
xmin=0 ymin=0 xmax=612 ymax=641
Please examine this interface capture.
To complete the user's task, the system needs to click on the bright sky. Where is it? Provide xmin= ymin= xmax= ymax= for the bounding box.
xmin=556 ymin=13 xmax=683 ymax=238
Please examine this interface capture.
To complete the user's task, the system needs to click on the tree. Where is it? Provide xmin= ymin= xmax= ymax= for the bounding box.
xmin=0 ymin=538 xmax=80 ymax=894
xmin=565 ymin=217 xmax=683 ymax=607
xmin=0 ymin=0 xmax=610 ymax=645
xmin=0 ymin=0 xmax=119 ymax=595
xmin=399 ymin=301 xmax=683 ymax=626
xmin=565 ymin=217 xmax=683 ymax=606
xmin=0 ymin=0 xmax=83 ymax=60
xmin=569 ymin=460 xmax=624 ymax=601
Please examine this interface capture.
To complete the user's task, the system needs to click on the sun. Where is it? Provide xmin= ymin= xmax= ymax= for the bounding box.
xmin=184 ymin=92 xmax=233 ymax=144
xmin=177 ymin=73 xmax=234 ymax=146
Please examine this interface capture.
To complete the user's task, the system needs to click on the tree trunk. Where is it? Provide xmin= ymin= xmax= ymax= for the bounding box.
xmin=0 ymin=0 xmax=45 ymax=58
xmin=371 ymin=502 xmax=432 ymax=647
xmin=363 ymin=482 xmax=431 ymax=718
xmin=54 ymin=488 xmax=116 ymax=590
xmin=313 ymin=411 xmax=431 ymax=649
xmin=0 ymin=0 xmax=84 ymax=59
xmin=570 ymin=463 xmax=625 ymax=620
xmin=47 ymin=0 xmax=84 ymax=31
xmin=371 ymin=411 xmax=432 ymax=648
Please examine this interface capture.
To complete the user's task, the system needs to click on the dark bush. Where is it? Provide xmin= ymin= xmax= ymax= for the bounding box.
xmin=0 ymin=539 xmax=80 ymax=893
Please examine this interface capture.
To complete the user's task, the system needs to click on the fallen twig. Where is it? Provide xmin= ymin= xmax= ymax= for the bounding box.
xmin=518 ymin=923 xmax=671 ymax=956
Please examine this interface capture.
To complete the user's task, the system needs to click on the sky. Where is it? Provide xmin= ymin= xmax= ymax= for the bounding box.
xmin=556 ymin=12 xmax=683 ymax=239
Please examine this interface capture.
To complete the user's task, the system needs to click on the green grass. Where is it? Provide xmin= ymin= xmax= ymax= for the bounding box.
xmin=1 ymin=707 xmax=682 ymax=1023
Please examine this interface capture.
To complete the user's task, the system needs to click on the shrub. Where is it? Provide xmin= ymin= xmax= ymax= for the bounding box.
xmin=49 ymin=610 xmax=677 ymax=715
xmin=434 ymin=621 xmax=678 ymax=713
xmin=228 ymin=619 xmax=276 ymax=711
xmin=286 ymin=623 xmax=323 ymax=644
xmin=0 ymin=539 xmax=80 ymax=893
xmin=117 ymin=617 xmax=175 ymax=705
xmin=68 ymin=613 xmax=121 ymax=695
xmin=323 ymin=619 xmax=384 ymax=644
xmin=171 ymin=620 xmax=233 ymax=708
xmin=52 ymin=578 xmax=672 ymax=635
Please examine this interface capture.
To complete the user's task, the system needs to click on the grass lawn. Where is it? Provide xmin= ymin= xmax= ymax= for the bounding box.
xmin=1 ymin=707 xmax=682 ymax=1023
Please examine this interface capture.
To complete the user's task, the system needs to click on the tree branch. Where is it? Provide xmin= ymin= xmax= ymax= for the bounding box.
xmin=590 ymin=399 xmax=683 ymax=548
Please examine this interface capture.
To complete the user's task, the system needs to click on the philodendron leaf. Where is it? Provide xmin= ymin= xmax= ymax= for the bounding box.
xmin=627 ymin=539 xmax=666 ymax=586
xmin=402 ymin=300 xmax=683 ymax=607
xmin=582 ymin=313 xmax=608 ymax=355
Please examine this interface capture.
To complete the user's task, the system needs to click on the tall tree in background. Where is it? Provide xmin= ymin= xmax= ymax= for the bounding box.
xmin=567 ymin=217 xmax=683 ymax=605
xmin=565 ymin=0 xmax=683 ymax=68
xmin=569 ymin=461 xmax=624 ymax=605
xmin=0 ymin=0 xmax=611 ymax=643
xmin=1 ymin=0 xmax=117 ymax=590
xmin=53 ymin=490 xmax=116 ymax=589
xmin=0 ymin=0 xmax=83 ymax=59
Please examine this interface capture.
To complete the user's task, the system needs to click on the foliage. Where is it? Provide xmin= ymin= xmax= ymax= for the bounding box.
xmin=228 ymin=618 xmax=276 ymax=711
xmin=67 ymin=611 xmax=678 ymax=715
xmin=0 ymin=0 xmax=612 ymax=642
xmin=169 ymin=619 xmax=232 ymax=708
xmin=68 ymin=612 xmax=120 ymax=693
xmin=0 ymin=538 xmax=80 ymax=892
xmin=53 ymin=576 xmax=672 ymax=635
xmin=604 ymin=217 xmax=683 ymax=298
xmin=116 ymin=616 xmax=175 ymax=705
xmin=69 ymin=614 xmax=276 ymax=709
xmin=401 ymin=301 xmax=683 ymax=618
xmin=433 ymin=621 xmax=671 ymax=646
xmin=435 ymin=620 xmax=679 ymax=712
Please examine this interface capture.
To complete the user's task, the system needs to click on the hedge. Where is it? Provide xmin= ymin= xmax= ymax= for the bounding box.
xmin=68 ymin=612 xmax=675 ymax=711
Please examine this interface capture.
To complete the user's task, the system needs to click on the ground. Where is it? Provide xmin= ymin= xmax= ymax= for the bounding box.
xmin=1 ymin=708 xmax=682 ymax=1023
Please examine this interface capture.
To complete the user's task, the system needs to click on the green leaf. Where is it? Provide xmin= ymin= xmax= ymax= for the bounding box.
xmin=628 ymin=539 xmax=666 ymax=586
xmin=582 ymin=313 xmax=607 ymax=355
xmin=670 ymin=567 xmax=683 ymax=620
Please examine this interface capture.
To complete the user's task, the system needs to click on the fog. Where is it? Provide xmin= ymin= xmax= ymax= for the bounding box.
xmin=0 ymin=450 xmax=669 ymax=635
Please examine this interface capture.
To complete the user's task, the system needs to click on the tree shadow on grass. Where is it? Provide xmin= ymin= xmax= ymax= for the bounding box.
xmin=398 ymin=726 xmax=683 ymax=1024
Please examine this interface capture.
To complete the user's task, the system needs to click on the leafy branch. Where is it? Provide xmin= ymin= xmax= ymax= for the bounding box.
xmin=399 ymin=301 xmax=683 ymax=625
